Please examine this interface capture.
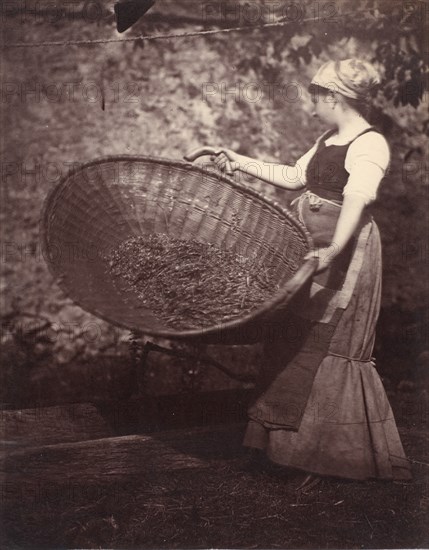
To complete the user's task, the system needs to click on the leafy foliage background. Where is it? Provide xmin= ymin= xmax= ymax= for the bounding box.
xmin=1 ymin=0 xmax=428 ymax=399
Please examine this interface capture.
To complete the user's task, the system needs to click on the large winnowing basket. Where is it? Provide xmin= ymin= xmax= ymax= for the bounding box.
xmin=41 ymin=156 xmax=316 ymax=345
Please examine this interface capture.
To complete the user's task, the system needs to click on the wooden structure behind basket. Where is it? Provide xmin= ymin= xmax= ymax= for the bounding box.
xmin=41 ymin=156 xmax=316 ymax=345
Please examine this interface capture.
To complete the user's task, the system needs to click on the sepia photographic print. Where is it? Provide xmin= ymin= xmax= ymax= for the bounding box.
xmin=1 ymin=0 xmax=428 ymax=548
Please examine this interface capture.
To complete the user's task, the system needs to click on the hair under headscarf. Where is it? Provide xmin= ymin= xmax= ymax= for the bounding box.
xmin=310 ymin=59 xmax=381 ymax=101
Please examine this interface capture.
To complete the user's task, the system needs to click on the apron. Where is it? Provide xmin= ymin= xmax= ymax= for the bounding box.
xmin=247 ymin=128 xmax=379 ymax=431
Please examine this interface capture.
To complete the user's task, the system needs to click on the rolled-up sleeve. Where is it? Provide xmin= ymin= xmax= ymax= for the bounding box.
xmin=343 ymin=132 xmax=390 ymax=205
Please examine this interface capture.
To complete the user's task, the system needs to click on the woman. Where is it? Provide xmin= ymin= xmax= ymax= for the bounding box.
xmin=191 ymin=59 xmax=412 ymax=485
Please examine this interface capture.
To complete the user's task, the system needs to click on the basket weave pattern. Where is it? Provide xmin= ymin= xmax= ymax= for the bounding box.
xmin=42 ymin=156 xmax=315 ymax=344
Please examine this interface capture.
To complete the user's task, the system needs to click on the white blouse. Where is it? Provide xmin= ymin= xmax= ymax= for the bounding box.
xmin=294 ymin=130 xmax=391 ymax=205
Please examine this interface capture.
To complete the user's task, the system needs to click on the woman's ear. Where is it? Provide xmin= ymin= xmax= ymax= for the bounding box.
xmin=324 ymin=89 xmax=337 ymax=104
xmin=330 ymin=91 xmax=345 ymax=110
xmin=330 ymin=91 xmax=339 ymax=103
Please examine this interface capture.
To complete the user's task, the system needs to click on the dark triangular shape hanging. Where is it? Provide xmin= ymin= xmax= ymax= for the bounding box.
xmin=114 ymin=0 xmax=155 ymax=33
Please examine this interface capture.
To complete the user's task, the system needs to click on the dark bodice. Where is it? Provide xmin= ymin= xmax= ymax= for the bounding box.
xmin=306 ymin=127 xmax=377 ymax=202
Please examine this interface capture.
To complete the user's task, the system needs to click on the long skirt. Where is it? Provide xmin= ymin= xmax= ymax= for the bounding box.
xmin=243 ymin=191 xmax=412 ymax=481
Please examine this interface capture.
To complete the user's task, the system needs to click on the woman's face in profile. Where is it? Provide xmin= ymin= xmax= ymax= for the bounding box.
xmin=310 ymin=88 xmax=338 ymax=124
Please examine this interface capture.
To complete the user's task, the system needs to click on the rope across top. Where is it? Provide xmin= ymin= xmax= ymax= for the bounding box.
xmin=2 ymin=13 xmax=355 ymax=49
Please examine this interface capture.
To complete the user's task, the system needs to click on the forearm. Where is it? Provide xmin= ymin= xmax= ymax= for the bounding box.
xmin=330 ymin=194 xmax=367 ymax=257
xmin=234 ymin=154 xmax=305 ymax=190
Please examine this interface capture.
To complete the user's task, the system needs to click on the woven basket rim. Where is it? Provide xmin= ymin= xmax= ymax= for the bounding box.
xmin=41 ymin=154 xmax=316 ymax=340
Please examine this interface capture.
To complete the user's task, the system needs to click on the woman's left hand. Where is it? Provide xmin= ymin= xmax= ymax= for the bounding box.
xmin=304 ymin=244 xmax=339 ymax=274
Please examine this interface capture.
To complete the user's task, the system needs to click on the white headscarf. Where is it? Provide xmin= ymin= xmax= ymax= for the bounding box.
xmin=311 ymin=59 xmax=381 ymax=100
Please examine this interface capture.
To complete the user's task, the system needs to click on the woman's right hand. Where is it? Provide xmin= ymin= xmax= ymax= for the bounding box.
xmin=210 ymin=149 xmax=241 ymax=173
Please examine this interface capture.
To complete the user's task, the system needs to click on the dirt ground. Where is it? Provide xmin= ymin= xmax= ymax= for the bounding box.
xmin=1 ymin=414 xmax=429 ymax=549
xmin=1 ymin=1 xmax=429 ymax=548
